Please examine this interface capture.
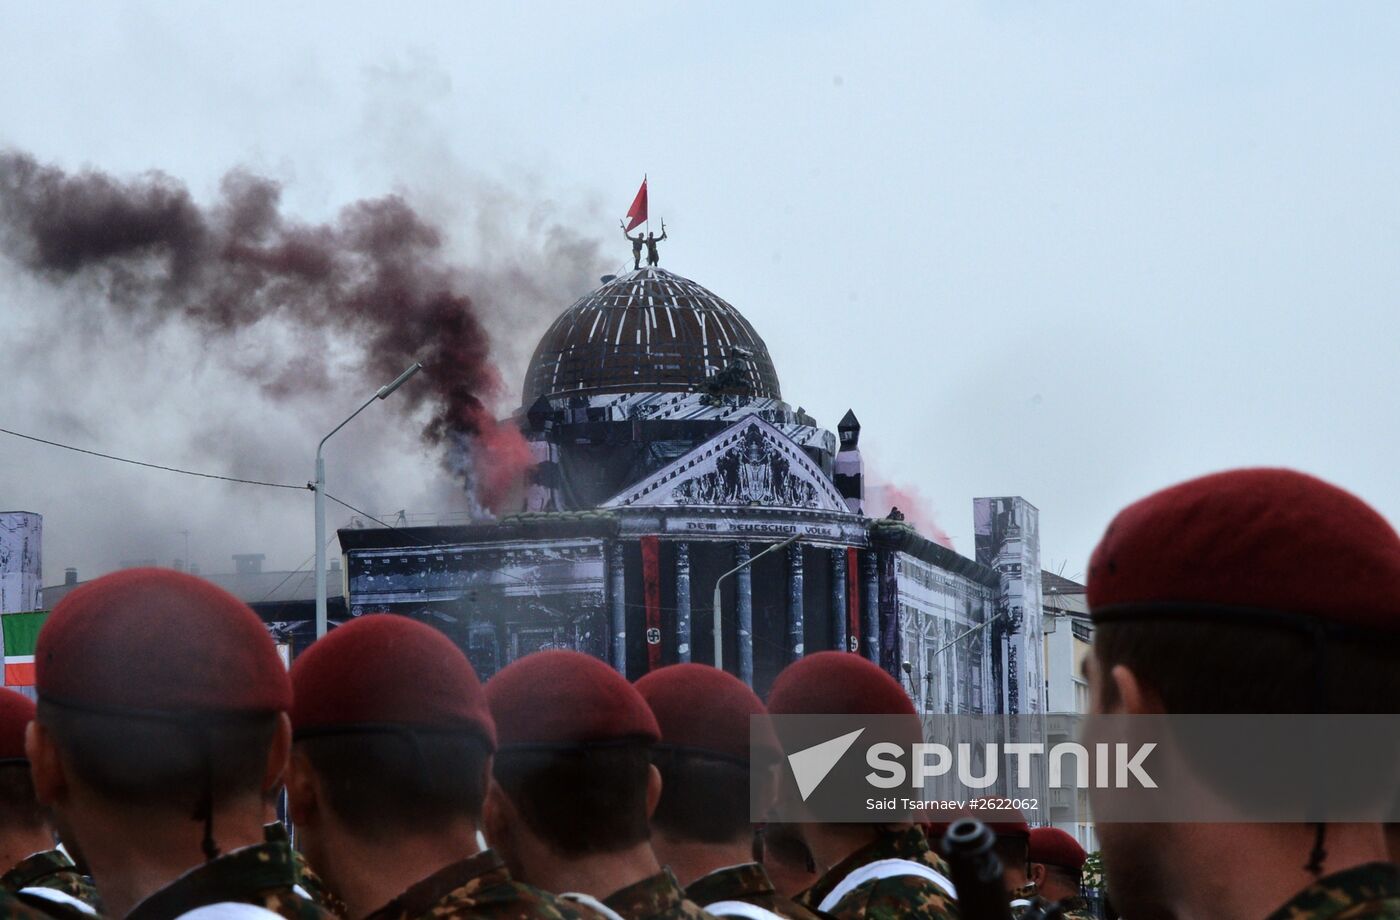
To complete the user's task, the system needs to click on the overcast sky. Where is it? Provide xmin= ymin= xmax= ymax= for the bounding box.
xmin=3 ymin=2 xmax=1399 ymax=583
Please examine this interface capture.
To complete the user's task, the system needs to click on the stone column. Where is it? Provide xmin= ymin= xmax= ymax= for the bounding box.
xmin=675 ymin=542 xmax=692 ymax=663
xmin=831 ymin=548 xmax=848 ymax=653
xmin=878 ymin=550 xmax=900 ymax=678
xmin=736 ymin=542 xmax=754 ymax=686
xmin=862 ymin=550 xmax=879 ymax=664
xmin=609 ymin=541 xmax=626 ymax=674
xmin=787 ymin=543 xmax=805 ymax=662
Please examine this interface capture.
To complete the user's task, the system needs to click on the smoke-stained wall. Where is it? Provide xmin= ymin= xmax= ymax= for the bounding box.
xmin=0 ymin=513 xmax=42 ymax=616
xmin=894 ymin=552 xmax=994 ymax=714
xmin=974 ymin=496 xmax=1044 ymax=715
xmin=346 ymin=538 xmax=607 ymax=678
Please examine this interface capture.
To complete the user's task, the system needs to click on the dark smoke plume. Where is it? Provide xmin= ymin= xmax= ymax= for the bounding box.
xmin=0 ymin=151 xmax=586 ymax=513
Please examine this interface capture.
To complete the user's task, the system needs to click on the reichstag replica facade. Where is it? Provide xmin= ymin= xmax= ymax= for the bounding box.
xmin=339 ymin=265 xmax=1045 ymax=712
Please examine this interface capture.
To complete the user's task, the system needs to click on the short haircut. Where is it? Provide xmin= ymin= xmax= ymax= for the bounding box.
xmin=1039 ymin=862 xmax=1082 ymax=891
xmin=1092 ymin=620 xmax=1400 ymax=715
xmin=37 ymin=700 xmax=276 ymax=814
xmin=0 ymin=764 xmax=45 ymax=830
xmin=651 ymin=749 xmax=758 ymax=844
xmin=298 ymin=732 xmax=488 ymax=840
xmin=492 ymin=743 xmax=652 ymax=856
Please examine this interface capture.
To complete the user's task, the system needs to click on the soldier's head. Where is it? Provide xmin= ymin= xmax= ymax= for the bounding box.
xmin=635 ymin=665 xmax=780 ymax=872
xmin=1087 ymin=468 xmax=1400 ymax=717
xmin=986 ymin=816 xmax=1032 ymax=893
xmin=1084 ymin=469 xmax=1400 ymax=914
xmin=766 ymin=653 xmax=926 ymax=859
xmin=0 ymin=688 xmax=49 ymax=844
xmin=286 ymin=614 xmax=495 ymax=879
xmin=1028 ymin=827 xmax=1086 ymax=903
xmin=483 ymin=650 xmax=661 ymax=887
xmin=26 ymin=569 xmax=292 ymax=857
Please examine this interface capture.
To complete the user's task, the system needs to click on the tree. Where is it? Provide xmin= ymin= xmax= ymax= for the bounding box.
xmin=1081 ymin=850 xmax=1106 ymax=891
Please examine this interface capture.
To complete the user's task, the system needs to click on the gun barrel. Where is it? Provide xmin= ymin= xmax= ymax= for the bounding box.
xmin=940 ymin=818 xmax=1013 ymax=920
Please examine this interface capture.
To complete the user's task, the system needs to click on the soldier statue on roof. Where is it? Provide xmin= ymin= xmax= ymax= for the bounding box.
xmin=621 ymin=221 xmax=645 ymax=270
xmin=622 ymin=219 xmax=666 ymax=270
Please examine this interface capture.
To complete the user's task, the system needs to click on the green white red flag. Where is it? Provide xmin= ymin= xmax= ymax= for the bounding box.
xmin=2 ymin=610 xmax=46 ymax=687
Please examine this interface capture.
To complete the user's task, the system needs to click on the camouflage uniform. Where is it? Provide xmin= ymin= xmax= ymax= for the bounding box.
xmin=1051 ymin=895 xmax=1093 ymax=920
xmin=599 ymin=870 xmax=715 ymax=919
xmin=362 ymin=849 xmax=605 ymax=920
xmin=796 ymin=827 xmax=957 ymax=920
xmin=263 ymin=822 xmax=344 ymax=915
xmin=1263 ymin=862 xmax=1400 ymax=920
xmin=125 ymin=840 xmax=335 ymax=920
xmin=0 ymin=850 xmax=100 ymax=914
xmin=1007 ymin=883 xmax=1037 ymax=917
xmin=685 ymin=863 xmax=825 ymax=920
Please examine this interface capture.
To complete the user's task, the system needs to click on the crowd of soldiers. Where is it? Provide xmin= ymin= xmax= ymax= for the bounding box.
xmin=0 ymin=467 xmax=1394 ymax=920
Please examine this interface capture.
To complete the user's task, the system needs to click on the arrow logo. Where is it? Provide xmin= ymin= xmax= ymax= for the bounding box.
xmin=787 ymin=728 xmax=865 ymax=801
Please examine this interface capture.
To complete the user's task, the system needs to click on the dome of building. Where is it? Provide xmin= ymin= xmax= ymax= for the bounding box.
xmin=523 ymin=267 xmax=782 ymax=403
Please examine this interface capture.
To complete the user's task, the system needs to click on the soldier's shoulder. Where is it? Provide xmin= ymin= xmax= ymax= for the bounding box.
xmin=0 ymin=890 xmax=83 ymax=920
xmin=825 ymin=876 xmax=957 ymax=920
xmin=665 ymin=898 xmax=718 ymax=920
xmin=434 ymin=879 xmax=617 ymax=920
xmin=258 ymin=886 xmax=342 ymax=920
xmin=1269 ymin=863 xmax=1400 ymax=920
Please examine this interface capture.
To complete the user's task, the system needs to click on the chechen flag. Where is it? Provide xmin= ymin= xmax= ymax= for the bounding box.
xmin=2 ymin=610 xmax=46 ymax=687
xmin=623 ymin=177 xmax=648 ymax=232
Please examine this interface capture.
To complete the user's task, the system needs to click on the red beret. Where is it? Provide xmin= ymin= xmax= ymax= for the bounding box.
xmin=766 ymin=652 xmax=915 ymax=717
xmin=291 ymin=614 xmax=495 ymax=750
xmin=486 ymin=650 xmax=659 ymax=747
xmin=635 ymin=663 xmax=777 ymax=763
xmin=1089 ymin=469 xmax=1400 ymax=632
xmin=0 ymin=689 xmax=35 ymax=762
xmin=36 ymin=568 xmax=290 ymax=714
xmin=1028 ymin=827 xmax=1086 ymax=871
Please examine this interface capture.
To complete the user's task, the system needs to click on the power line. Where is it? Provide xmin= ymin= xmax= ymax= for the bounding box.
xmin=0 ymin=425 xmax=304 ymax=490
xmin=321 ymin=492 xmax=426 ymax=538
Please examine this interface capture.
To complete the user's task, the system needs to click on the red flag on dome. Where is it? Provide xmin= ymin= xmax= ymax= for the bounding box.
xmin=623 ymin=177 xmax=648 ymax=232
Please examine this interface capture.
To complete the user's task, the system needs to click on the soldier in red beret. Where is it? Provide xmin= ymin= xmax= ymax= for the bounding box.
xmin=23 ymin=568 xmax=330 ymax=920
xmin=981 ymin=817 xmax=1034 ymax=914
xmin=634 ymin=664 xmax=821 ymax=920
xmin=1026 ymin=828 xmax=1090 ymax=920
xmin=482 ymin=651 xmax=712 ymax=919
xmin=1085 ymin=469 xmax=1400 ymax=919
xmin=0 ymin=687 xmax=99 ymax=916
xmin=765 ymin=652 xmax=956 ymax=920
xmin=286 ymin=614 xmax=598 ymax=920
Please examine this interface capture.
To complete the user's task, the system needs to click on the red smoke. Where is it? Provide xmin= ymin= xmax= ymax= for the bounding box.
xmin=866 ymin=474 xmax=955 ymax=549
xmin=0 ymin=152 xmax=541 ymax=513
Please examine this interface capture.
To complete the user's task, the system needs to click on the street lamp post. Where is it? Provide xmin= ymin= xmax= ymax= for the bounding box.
xmin=314 ymin=362 xmax=422 ymax=640
xmin=712 ymin=533 xmax=800 ymax=674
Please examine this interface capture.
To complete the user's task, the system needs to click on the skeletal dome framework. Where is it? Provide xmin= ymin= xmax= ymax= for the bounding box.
xmin=523 ymin=267 xmax=782 ymax=403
